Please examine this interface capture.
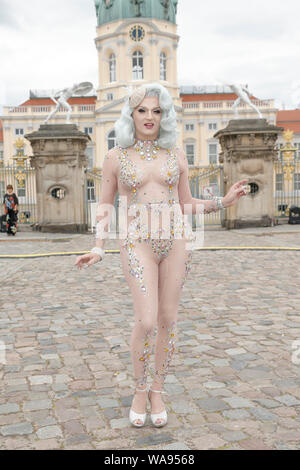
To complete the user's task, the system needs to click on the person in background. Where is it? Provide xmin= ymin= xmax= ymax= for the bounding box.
xmin=3 ymin=184 xmax=19 ymax=236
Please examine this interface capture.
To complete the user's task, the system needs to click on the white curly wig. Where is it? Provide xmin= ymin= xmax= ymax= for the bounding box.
xmin=114 ymin=82 xmax=179 ymax=149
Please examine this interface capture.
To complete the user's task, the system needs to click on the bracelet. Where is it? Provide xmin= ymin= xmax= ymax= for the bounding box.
xmin=91 ymin=247 xmax=105 ymax=261
xmin=213 ymin=196 xmax=225 ymax=210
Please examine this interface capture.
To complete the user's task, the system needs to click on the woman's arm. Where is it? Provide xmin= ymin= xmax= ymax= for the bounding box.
xmin=94 ymin=148 xmax=118 ymax=250
xmin=177 ymin=147 xmax=248 ymax=214
xmin=177 ymin=148 xmax=222 ymax=214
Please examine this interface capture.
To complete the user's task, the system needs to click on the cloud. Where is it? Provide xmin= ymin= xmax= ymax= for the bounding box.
xmin=1 ymin=0 xmax=300 ymax=110
xmin=176 ymin=0 xmax=300 ymax=108
xmin=0 ymin=0 xmax=20 ymax=29
xmin=0 ymin=0 xmax=98 ymax=106
xmin=214 ymin=20 xmax=285 ymax=41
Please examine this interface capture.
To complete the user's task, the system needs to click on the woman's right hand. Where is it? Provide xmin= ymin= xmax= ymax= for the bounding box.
xmin=75 ymin=252 xmax=102 ymax=270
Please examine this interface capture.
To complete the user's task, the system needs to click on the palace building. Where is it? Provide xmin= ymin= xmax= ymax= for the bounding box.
xmin=1 ymin=0 xmax=277 ymax=172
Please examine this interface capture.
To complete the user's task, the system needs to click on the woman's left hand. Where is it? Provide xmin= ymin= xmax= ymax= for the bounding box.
xmin=222 ymin=179 xmax=249 ymax=208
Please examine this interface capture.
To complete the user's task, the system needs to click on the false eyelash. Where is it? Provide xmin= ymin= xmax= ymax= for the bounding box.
xmin=137 ymin=109 xmax=161 ymax=113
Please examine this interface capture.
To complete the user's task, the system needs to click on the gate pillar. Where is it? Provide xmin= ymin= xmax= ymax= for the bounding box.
xmin=215 ymin=119 xmax=283 ymax=229
xmin=25 ymin=124 xmax=90 ymax=232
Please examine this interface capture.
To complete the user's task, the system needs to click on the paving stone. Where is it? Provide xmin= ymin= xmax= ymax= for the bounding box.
xmin=274 ymin=395 xmax=300 ymax=406
xmin=221 ymin=431 xmax=248 ymax=442
xmin=97 ymin=398 xmax=119 ymax=408
xmin=223 ymin=397 xmax=254 ymax=409
xmin=170 ymin=400 xmax=198 ymax=414
xmin=136 ymin=433 xmax=174 ymax=447
xmin=63 ymin=420 xmax=85 ymax=435
xmin=23 ymin=400 xmax=52 ymax=412
xmin=203 ymin=381 xmax=225 ymax=389
xmin=65 ymin=433 xmax=92 ymax=446
xmin=1 ymin=422 xmax=33 ymax=436
xmin=36 ymin=425 xmax=63 ymax=439
xmin=249 ymin=407 xmax=278 ymax=422
xmin=253 ymin=398 xmax=281 ymax=409
xmin=225 ymin=348 xmax=248 ymax=356
xmin=222 ymin=409 xmax=251 ymax=420
xmin=0 ymin=404 xmax=20 ymax=415
xmin=196 ymin=398 xmax=229 ymax=412
xmin=110 ymin=418 xmax=130 ymax=429
xmin=239 ymin=439 xmax=273 ymax=450
xmin=103 ymin=408 xmax=121 ymax=420
xmin=230 ymin=360 xmax=247 ymax=371
xmin=192 ymin=434 xmax=227 ymax=450
xmin=29 ymin=376 xmax=53 ymax=385
xmin=162 ymin=442 xmax=191 ymax=450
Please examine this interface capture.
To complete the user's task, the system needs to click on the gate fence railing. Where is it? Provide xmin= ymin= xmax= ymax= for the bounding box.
xmin=274 ymin=156 xmax=300 ymax=218
xmin=2 ymin=159 xmax=299 ymax=230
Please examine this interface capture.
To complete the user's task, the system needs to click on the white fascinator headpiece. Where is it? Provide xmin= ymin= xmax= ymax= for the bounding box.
xmin=122 ymin=85 xmax=147 ymax=109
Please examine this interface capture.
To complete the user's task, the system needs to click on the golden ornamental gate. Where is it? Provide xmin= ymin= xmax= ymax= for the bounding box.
xmin=0 ymin=139 xmax=37 ymax=225
xmin=274 ymin=130 xmax=300 ymax=220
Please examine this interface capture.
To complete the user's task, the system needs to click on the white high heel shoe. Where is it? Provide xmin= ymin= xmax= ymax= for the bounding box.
xmin=149 ymin=387 xmax=168 ymax=427
xmin=129 ymin=385 xmax=149 ymax=427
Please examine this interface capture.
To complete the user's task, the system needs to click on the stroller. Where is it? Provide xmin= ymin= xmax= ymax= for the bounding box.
xmin=2 ymin=210 xmax=18 ymax=235
xmin=288 ymin=205 xmax=300 ymax=224
xmin=0 ymin=214 xmax=7 ymax=233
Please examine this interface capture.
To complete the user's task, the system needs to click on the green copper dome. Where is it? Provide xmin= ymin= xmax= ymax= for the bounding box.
xmin=95 ymin=0 xmax=178 ymax=26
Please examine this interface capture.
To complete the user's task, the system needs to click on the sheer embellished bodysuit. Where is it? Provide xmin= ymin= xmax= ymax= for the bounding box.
xmin=114 ymin=143 xmax=196 ymax=387
xmin=96 ymin=142 xmax=219 ymax=389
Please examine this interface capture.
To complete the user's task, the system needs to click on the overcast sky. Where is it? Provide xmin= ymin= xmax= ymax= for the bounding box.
xmin=1 ymin=0 xmax=300 ymax=111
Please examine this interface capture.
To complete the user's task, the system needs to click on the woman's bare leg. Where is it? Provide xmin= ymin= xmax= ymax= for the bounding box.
xmin=119 ymin=240 xmax=159 ymax=423
xmin=150 ymin=239 xmax=193 ymax=423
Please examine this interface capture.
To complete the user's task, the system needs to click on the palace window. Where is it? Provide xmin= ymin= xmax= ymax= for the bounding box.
xmin=106 ymin=92 xmax=114 ymax=101
xmin=208 ymin=143 xmax=218 ymax=164
xmin=160 ymin=52 xmax=167 ymax=81
xmin=109 ymin=53 xmax=116 ymax=82
xmin=108 ymin=130 xmax=116 ymax=150
xmin=84 ymin=127 xmax=93 ymax=135
xmin=132 ymin=51 xmax=143 ymax=80
xmin=15 ymin=128 xmax=24 ymax=136
xmin=87 ymin=179 xmax=96 ymax=202
xmin=185 ymin=143 xmax=195 ymax=166
xmin=208 ymin=122 xmax=218 ymax=131
xmin=185 ymin=123 xmax=194 ymax=132
xmin=85 ymin=147 xmax=94 ymax=169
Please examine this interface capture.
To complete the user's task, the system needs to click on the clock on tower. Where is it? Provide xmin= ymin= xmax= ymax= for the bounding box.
xmin=129 ymin=25 xmax=145 ymax=42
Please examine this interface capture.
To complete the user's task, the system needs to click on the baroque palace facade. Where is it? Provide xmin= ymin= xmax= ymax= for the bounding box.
xmin=0 ymin=0 xmax=279 ymax=176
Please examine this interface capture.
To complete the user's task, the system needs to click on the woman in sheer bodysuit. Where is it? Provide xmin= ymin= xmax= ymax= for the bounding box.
xmin=75 ymin=83 xmax=248 ymax=427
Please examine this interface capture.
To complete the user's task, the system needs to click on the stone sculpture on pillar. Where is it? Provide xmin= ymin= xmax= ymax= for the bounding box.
xmin=44 ymin=82 xmax=93 ymax=124
xmin=227 ymin=83 xmax=263 ymax=119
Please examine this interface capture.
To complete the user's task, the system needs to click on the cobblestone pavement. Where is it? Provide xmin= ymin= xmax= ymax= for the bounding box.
xmin=0 ymin=225 xmax=300 ymax=450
